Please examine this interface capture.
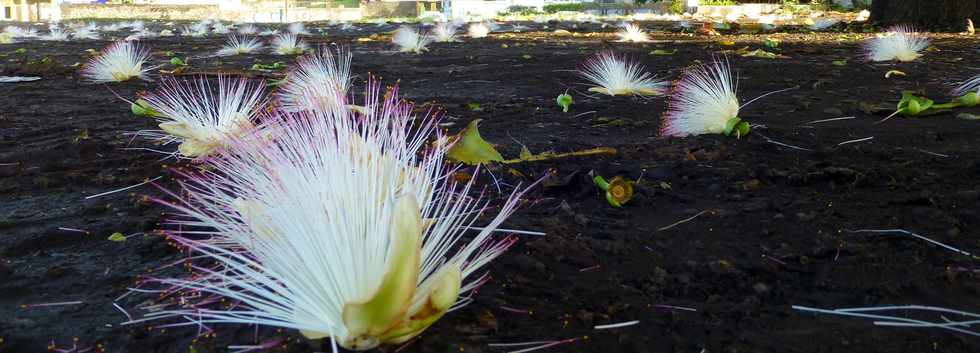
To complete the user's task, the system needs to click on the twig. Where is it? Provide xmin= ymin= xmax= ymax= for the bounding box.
xmin=571 ymin=110 xmax=597 ymax=119
xmin=501 ymin=147 xmax=616 ymax=164
xmin=659 ymin=210 xmax=708 ymax=231
xmin=837 ymin=136 xmax=873 ymax=146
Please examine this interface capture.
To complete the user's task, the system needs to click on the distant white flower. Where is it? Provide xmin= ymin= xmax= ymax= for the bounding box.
xmin=213 ymin=22 xmax=232 ymax=34
xmin=3 ymin=26 xmax=37 ymax=38
xmin=578 ymin=50 xmax=667 ymax=97
xmin=393 ymin=26 xmax=431 ymax=54
xmin=127 ymin=20 xmax=145 ymax=32
xmin=182 ymin=24 xmax=208 ymax=37
xmin=272 ymin=33 xmax=308 ymax=55
xmin=238 ymin=23 xmax=258 ymax=35
xmin=864 ymin=25 xmax=929 ymax=62
xmin=809 ymin=18 xmax=840 ymax=31
xmin=102 ymin=23 xmax=124 ymax=32
xmin=468 ymin=22 xmax=490 ymax=38
xmin=430 ymin=22 xmax=459 ymax=42
xmin=616 ymin=22 xmax=649 ymax=42
xmin=216 ymin=35 xmax=263 ymax=56
xmin=81 ymin=40 xmax=152 ymax=83
xmin=288 ymin=22 xmax=311 ymax=35
xmin=40 ymin=27 xmax=70 ymax=41
xmin=278 ymin=46 xmax=353 ymax=113
xmin=73 ymin=26 xmax=99 ymax=40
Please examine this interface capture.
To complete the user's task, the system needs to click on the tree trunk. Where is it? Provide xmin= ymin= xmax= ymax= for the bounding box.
xmin=871 ymin=0 xmax=980 ymax=31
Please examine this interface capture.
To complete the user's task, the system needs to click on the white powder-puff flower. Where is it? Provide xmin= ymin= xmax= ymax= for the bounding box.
xmin=288 ymin=22 xmax=311 ymax=35
xmin=126 ymin=80 xmax=533 ymax=351
xmin=430 ymin=22 xmax=459 ymax=42
xmin=615 ymin=22 xmax=649 ymax=42
xmin=661 ymin=58 xmax=742 ymax=137
xmin=272 ymin=33 xmax=308 ymax=55
xmin=138 ymin=75 xmax=268 ymax=158
xmin=81 ymin=40 xmax=152 ymax=83
xmin=468 ymin=22 xmax=490 ymax=38
xmin=864 ymin=25 xmax=929 ymax=62
xmin=277 ymin=46 xmax=353 ymax=113
xmin=393 ymin=26 xmax=432 ymax=54
xmin=578 ymin=50 xmax=667 ymax=97
xmin=40 ymin=27 xmax=70 ymax=41
xmin=216 ymin=34 xmax=263 ymax=56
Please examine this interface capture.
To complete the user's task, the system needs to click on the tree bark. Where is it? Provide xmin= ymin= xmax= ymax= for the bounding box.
xmin=871 ymin=0 xmax=980 ymax=31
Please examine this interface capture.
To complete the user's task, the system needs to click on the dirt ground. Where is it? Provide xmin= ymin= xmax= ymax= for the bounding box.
xmin=1 ymin=20 xmax=979 ymax=353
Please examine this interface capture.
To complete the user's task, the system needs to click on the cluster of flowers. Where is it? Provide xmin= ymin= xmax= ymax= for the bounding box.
xmin=87 ymin=45 xmax=531 ymax=352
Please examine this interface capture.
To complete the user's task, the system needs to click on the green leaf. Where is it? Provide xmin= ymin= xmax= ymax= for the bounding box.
xmin=169 ymin=57 xmax=186 ymax=66
xmin=742 ymin=49 xmax=778 ymax=59
xmin=14 ymin=48 xmax=27 ymax=54
xmin=832 ymin=59 xmax=847 ymax=66
xmin=649 ymin=49 xmax=677 ymax=56
xmin=466 ymin=103 xmax=482 ymax=112
xmin=764 ymin=37 xmax=781 ymax=48
xmin=131 ymin=99 xmax=159 ymax=117
xmin=519 ymin=145 xmax=533 ymax=160
xmin=446 ymin=119 xmax=504 ymax=165
xmin=107 ymin=232 xmax=126 ymax=242
xmin=556 ymin=93 xmax=572 ymax=113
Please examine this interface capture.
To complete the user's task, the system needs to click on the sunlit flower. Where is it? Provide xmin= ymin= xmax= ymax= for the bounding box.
xmin=139 ymin=75 xmax=267 ymax=158
xmin=81 ymin=40 xmax=152 ymax=83
xmin=129 ymin=80 xmax=531 ymax=351
xmin=578 ymin=50 xmax=667 ymax=97
xmin=864 ymin=25 xmax=929 ymax=62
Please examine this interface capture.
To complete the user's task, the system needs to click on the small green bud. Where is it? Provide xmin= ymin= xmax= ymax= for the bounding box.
xmin=960 ymin=92 xmax=978 ymax=107
xmin=107 ymin=232 xmax=126 ymax=242
xmin=723 ymin=117 xmax=742 ymax=136
xmin=556 ymin=93 xmax=573 ymax=113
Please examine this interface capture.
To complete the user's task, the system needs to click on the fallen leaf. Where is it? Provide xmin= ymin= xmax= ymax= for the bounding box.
xmin=446 ymin=119 xmax=504 ymax=165
xmin=884 ymin=70 xmax=906 ymax=78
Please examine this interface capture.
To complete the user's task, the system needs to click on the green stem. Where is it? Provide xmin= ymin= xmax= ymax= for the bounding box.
xmin=930 ymin=102 xmax=961 ymax=110
xmin=593 ymin=176 xmax=610 ymax=191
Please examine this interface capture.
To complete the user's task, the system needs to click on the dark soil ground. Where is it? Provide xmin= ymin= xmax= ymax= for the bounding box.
xmin=1 ymin=20 xmax=980 ymax=353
